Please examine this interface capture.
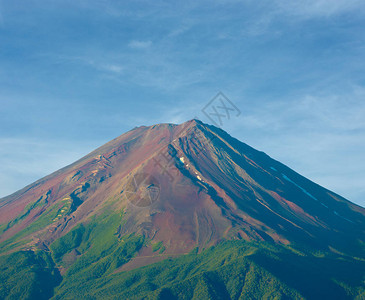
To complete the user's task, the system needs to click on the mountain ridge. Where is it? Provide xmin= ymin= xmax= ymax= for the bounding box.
xmin=0 ymin=119 xmax=364 ymax=299
xmin=1 ymin=119 xmax=363 ymax=254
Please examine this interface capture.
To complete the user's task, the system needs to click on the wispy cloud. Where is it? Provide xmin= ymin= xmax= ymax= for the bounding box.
xmin=167 ymin=21 xmax=195 ymax=38
xmin=44 ymin=54 xmax=124 ymax=76
xmin=0 ymin=0 xmax=364 ymax=207
xmin=273 ymin=0 xmax=365 ymax=18
xmin=128 ymin=40 xmax=152 ymax=49
xmin=100 ymin=63 xmax=123 ymax=74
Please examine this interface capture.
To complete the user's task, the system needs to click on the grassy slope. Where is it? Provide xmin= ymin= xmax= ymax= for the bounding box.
xmin=1 ymin=210 xmax=364 ymax=299
xmin=54 ymin=241 xmax=302 ymax=300
xmin=0 ymin=250 xmax=61 ymax=300
xmin=52 ymin=239 xmax=365 ymax=300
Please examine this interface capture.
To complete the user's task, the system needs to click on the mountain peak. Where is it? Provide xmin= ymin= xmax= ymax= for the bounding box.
xmin=1 ymin=119 xmax=364 ymax=260
xmin=183 ymin=118 xmax=203 ymax=126
xmin=1 ymin=119 xmax=365 ymax=298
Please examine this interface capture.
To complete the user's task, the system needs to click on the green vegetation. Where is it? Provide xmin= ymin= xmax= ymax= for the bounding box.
xmin=0 ymin=250 xmax=60 ymax=300
xmin=151 ymin=241 xmax=164 ymax=253
xmin=0 ymin=202 xmax=62 ymax=253
xmin=0 ymin=223 xmax=6 ymax=235
xmin=52 ymin=198 xmax=73 ymax=222
xmin=51 ymin=240 xmax=302 ymax=299
xmin=50 ymin=212 xmax=144 ymax=273
xmin=2 ymin=194 xmax=47 ymax=233
xmin=159 ymin=245 xmax=166 ymax=254
xmin=69 ymin=241 xmax=365 ymax=299
xmin=1 ymin=211 xmax=364 ymax=299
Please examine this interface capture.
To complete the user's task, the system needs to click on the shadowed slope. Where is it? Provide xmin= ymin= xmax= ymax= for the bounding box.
xmin=1 ymin=119 xmax=365 ymax=299
xmin=0 ymin=120 xmax=364 ymax=259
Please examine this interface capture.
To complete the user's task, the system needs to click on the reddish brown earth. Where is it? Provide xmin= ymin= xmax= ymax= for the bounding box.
xmin=1 ymin=119 xmax=365 ymax=261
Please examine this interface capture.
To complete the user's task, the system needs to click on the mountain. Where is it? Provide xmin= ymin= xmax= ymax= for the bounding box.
xmin=0 ymin=119 xmax=364 ymax=299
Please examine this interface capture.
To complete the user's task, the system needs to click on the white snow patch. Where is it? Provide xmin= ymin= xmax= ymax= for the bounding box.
xmin=282 ymin=174 xmax=318 ymax=201
xmin=197 ymin=175 xmax=202 ymax=181
xmin=180 ymin=157 xmax=185 ymax=163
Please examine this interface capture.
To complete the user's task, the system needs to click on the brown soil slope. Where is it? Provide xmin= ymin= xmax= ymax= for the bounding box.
xmin=1 ymin=119 xmax=364 ymax=259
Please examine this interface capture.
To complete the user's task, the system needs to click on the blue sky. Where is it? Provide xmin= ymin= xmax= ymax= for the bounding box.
xmin=0 ymin=0 xmax=364 ymax=207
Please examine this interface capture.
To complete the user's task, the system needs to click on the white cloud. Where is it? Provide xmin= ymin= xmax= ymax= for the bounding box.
xmin=167 ymin=20 xmax=195 ymax=38
xmin=101 ymin=64 xmax=123 ymax=74
xmin=274 ymin=0 xmax=365 ymax=18
xmin=128 ymin=40 xmax=152 ymax=49
xmin=49 ymin=54 xmax=124 ymax=75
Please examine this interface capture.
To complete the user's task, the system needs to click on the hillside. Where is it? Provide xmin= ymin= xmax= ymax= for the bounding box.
xmin=0 ymin=119 xmax=364 ymax=299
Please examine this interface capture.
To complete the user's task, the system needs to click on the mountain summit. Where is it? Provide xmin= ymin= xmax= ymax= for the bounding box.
xmin=1 ymin=120 xmax=364 ymax=299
